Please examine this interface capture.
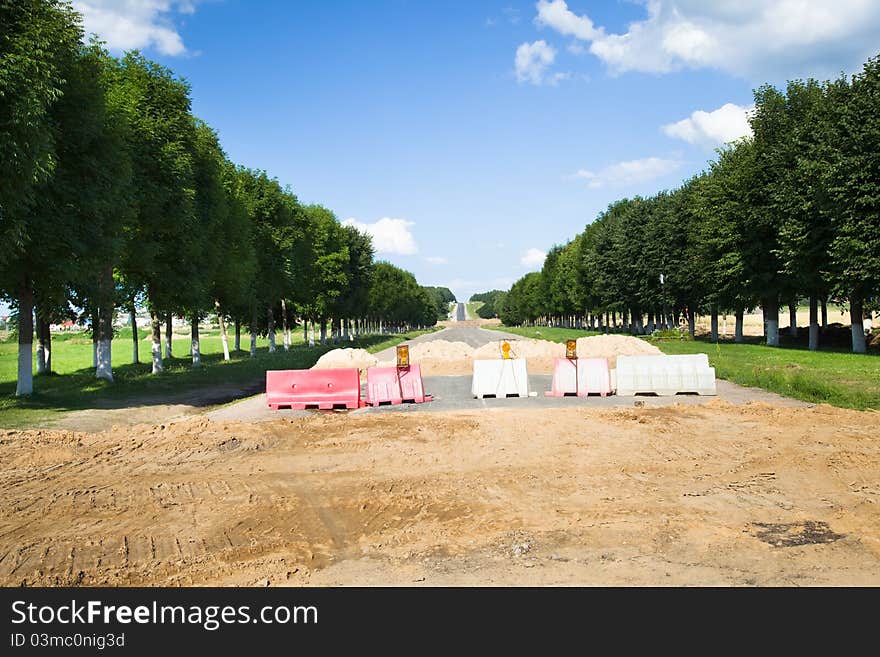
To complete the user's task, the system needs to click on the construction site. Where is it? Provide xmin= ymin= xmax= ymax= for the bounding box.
xmin=2 ymin=308 xmax=878 ymax=587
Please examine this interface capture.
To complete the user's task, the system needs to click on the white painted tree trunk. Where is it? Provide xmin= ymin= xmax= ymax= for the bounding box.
xmin=281 ymin=299 xmax=290 ymax=351
xmin=151 ymin=313 xmax=163 ymax=374
xmin=17 ymin=343 xmax=33 ymax=396
xmin=267 ymin=307 xmax=276 ymax=353
xmin=309 ymin=321 xmax=315 ymax=347
xmin=851 ymin=296 xmax=866 ymax=354
xmin=96 ymin=338 xmax=113 ymax=381
xmin=250 ymin=310 xmax=257 ymax=359
xmin=216 ymin=301 xmax=230 ymax=361
xmin=16 ymin=282 xmax=34 ymax=395
xmin=763 ymin=300 xmax=779 ymax=347
xmin=809 ymin=295 xmax=819 ymax=351
xmin=191 ymin=316 xmax=201 ymax=368
xmin=130 ymin=305 xmax=139 ymax=364
xmin=165 ymin=314 xmax=173 ymax=359
xmin=35 ymin=317 xmax=48 ymax=374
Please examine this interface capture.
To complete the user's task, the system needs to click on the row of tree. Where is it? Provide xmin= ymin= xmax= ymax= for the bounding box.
xmin=1 ymin=1 xmax=448 ymax=396
xmin=482 ymin=53 xmax=880 ymax=354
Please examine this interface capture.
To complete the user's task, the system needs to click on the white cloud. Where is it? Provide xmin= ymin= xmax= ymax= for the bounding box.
xmin=72 ymin=0 xmax=198 ymax=56
xmin=515 ymin=40 xmax=557 ymax=85
xmin=569 ymin=157 xmax=682 ymax=189
xmin=342 ymin=217 xmax=419 ymax=255
xmin=529 ymin=1 xmax=880 ymax=79
xmin=663 ymin=103 xmax=753 ymax=148
xmin=426 ymin=256 xmax=448 ymax=265
xmin=535 ymin=0 xmax=602 ymax=41
xmin=520 ymin=248 xmax=547 ymax=269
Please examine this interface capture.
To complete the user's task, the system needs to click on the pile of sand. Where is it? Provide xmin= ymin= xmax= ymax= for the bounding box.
xmin=575 ymin=334 xmax=662 ymax=367
xmin=315 ymin=335 xmax=664 ymax=377
xmin=312 ymin=348 xmax=378 ymax=372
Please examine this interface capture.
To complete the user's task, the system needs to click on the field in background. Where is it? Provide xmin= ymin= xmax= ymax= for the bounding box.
xmin=0 ymin=327 xmax=438 ymax=428
xmin=465 ymin=302 xmax=483 ymax=319
xmin=487 ymin=325 xmax=880 ymax=410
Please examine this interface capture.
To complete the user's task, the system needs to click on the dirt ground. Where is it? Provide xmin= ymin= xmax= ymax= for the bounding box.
xmin=2 ymin=401 xmax=878 ymax=586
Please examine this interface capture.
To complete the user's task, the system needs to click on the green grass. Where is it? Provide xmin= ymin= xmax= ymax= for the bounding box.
xmin=486 ymin=325 xmax=602 ymax=341
xmin=465 ymin=301 xmax=483 ymax=319
xmin=654 ymin=340 xmax=880 ymax=410
xmin=0 ymin=326 xmax=438 ymax=428
xmin=491 ymin=324 xmax=879 ymax=410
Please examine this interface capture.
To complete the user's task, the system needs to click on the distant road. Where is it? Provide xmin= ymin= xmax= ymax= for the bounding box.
xmin=454 ymin=302 xmax=466 ymax=321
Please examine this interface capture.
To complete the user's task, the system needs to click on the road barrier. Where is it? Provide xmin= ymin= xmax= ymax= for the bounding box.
xmin=266 ymin=368 xmax=363 ymax=410
xmin=471 ymin=359 xmax=531 ymax=399
xmin=615 ymin=354 xmax=716 ymax=396
xmin=365 ymin=364 xmax=432 ymax=406
xmin=545 ymin=357 xmax=612 ymax=397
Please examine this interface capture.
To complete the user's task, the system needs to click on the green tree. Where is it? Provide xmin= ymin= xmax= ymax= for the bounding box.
xmin=0 ymin=0 xmax=82 ymax=395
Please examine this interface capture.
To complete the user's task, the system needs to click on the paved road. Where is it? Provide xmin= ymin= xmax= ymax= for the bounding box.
xmin=206 ymin=324 xmax=809 ymax=423
xmin=374 ymin=325 xmax=520 ymax=361
xmin=454 ymin=302 xmax=466 ymax=321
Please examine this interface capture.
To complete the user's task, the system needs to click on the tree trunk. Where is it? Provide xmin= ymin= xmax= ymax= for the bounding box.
xmin=216 ymin=301 xmax=230 ymax=361
xmin=42 ymin=319 xmax=52 ymax=373
xmin=267 ymin=306 xmax=276 ymax=353
xmin=763 ymin=298 xmax=780 ymax=347
xmin=16 ymin=280 xmax=34 ymax=396
xmin=130 ymin=302 xmax=139 ymax=364
xmin=710 ymin=304 xmax=719 ymax=343
xmin=96 ymin=267 xmax=114 ymax=381
xmin=735 ymin=308 xmax=744 ymax=343
xmin=234 ymin=319 xmax=241 ymax=352
xmin=309 ymin=320 xmax=316 ymax=347
xmin=165 ymin=313 xmax=173 ymax=359
xmin=821 ymin=297 xmax=828 ymax=332
xmin=92 ymin=311 xmax=98 ymax=368
xmin=281 ymin=299 xmax=290 ymax=351
xmin=320 ymin=319 xmax=327 ymax=345
xmin=788 ymin=302 xmax=798 ymax=338
xmin=850 ymin=296 xmax=866 ymax=354
xmin=95 ymin=306 xmax=113 ymax=382
xmin=808 ymin=295 xmax=819 ymax=351
xmin=342 ymin=317 xmax=350 ymax=340
xmin=647 ymin=311 xmax=655 ymax=334
xmin=687 ymin=308 xmax=695 ymax=337
xmin=36 ymin=310 xmax=48 ymax=375
xmin=303 ymin=319 xmax=309 ymax=344
xmin=150 ymin=310 xmax=163 ymax=374
xmin=250 ymin=307 xmax=258 ymax=358
xmin=191 ymin=316 xmax=201 ymax=367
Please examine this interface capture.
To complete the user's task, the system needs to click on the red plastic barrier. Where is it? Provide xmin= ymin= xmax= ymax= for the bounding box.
xmin=365 ymin=364 xmax=432 ymax=406
xmin=266 ymin=368 xmax=362 ymax=410
xmin=545 ymin=357 xmax=611 ymax=397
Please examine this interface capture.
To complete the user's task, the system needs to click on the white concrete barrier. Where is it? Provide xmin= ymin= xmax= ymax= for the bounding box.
xmin=615 ymin=354 xmax=716 ymax=396
xmin=471 ymin=359 xmax=531 ymax=399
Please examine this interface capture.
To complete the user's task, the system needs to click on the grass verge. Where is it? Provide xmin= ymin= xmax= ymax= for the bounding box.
xmin=0 ymin=327 xmax=438 ymax=428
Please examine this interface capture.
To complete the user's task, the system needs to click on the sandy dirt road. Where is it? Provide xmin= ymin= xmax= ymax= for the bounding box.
xmin=2 ymin=401 xmax=878 ymax=586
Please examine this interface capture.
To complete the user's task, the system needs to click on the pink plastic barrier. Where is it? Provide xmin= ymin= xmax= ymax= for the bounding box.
xmin=545 ymin=357 xmax=612 ymax=397
xmin=266 ymin=368 xmax=362 ymax=410
xmin=365 ymin=364 xmax=432 ymax=406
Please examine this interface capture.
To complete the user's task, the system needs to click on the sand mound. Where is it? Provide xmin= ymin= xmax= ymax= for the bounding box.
xmin=575 ymin=334 xmax=662 ymax=366
xmin=376 ymin=340 xmax=476 ymax=376
xmin=312 ymin=348 xmax=378 ymax=371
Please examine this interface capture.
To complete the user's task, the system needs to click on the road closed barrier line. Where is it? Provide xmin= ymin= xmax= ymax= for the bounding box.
xmin=266 ymin=368 xmax=363 ymax=410
xmin=471 ymin=358 xmax=531 ymax=399
xmin=615 ymin=354 xmax=716 ymax=396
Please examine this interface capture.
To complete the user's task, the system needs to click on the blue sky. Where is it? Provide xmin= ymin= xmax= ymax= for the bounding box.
xmin=70 ymin=0 xmax=880 ymax=302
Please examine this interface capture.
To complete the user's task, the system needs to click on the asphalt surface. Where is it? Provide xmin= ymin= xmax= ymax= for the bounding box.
xmin=206 ymin=324 xmax=809 ymax=423
xmin=454 ymin=302 xmax=466 ymax=321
